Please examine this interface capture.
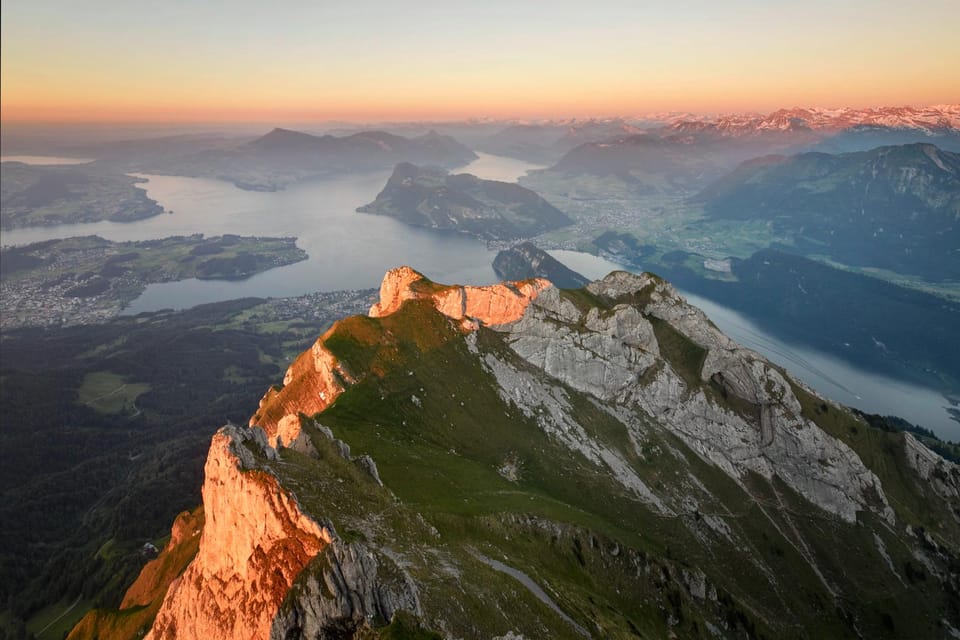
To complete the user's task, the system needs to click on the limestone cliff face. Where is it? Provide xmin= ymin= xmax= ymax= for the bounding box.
xmin=269 ymin=541 xmax=421 ymax=639
xmin=250 ymin=332 xmax=354 ymax=447
xmin=369 ymin=265 xmax=551 ymax=327
xmin=496 ymin=271 xmax=895 ymax=523
xmin=904 ymin=432 xmax=960 ymax=501
xmin=146 ymin=425 xmax=333 ymax=640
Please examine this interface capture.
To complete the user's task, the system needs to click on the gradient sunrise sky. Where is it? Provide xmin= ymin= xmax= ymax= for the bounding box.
xmin=2 ymin=0 xmax=959 ymax=123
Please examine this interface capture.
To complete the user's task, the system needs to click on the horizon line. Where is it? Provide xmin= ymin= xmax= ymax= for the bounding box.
xmin=3 ymin=102 xmax=959 ymax=129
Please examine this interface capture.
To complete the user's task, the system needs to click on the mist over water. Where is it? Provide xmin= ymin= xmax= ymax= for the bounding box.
xmin=549 ymin=250 xmax=960 ymax=441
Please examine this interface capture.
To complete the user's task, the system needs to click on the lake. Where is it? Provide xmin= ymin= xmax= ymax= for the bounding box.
xmin=2 ymin=153 xmax=955 ymax=439
xmin=2 ymin=153 xmax=546 ymax=302
xmin=550 ymin=250 xmax=960 ymax=441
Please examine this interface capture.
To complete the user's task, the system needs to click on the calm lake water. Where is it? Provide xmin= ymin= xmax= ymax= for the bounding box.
xmin=2 ymin=152 xmax=955 ymax=439
xmin=550 ymin=250 xmax=960 ymax=441
xmin=2 ymin=153 xmax=545 ymax=301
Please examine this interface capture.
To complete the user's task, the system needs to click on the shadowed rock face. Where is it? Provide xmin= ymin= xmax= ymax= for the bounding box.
xmin=269 ymin=542 xmax=421 ymax=640
xmin=508 ymin=272 xmax=895 ymax=524
xmin=493 ymin=242 xmax=590 ymax=289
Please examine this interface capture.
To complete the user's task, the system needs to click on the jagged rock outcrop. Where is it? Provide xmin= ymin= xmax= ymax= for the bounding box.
xmin=67 ymin=508 xmax=204 ymax=640
xmin=498 ymin=271 xmax=894 ymax=523
xmin=368 ymin=265 xmax=551 ymax=327
xmin=147 ymin=425 xmax=334 ymax=640
xmin=904 ymin=432 xmax=960 ymax=503
xmin=249 ymin=336 xmax=354 ymax=446
xmin=270 ymin=542 xmax=420 ymax=639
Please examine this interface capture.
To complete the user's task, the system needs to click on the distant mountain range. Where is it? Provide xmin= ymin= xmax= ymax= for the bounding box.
xmin=4 ymin=104 xmax=956 ymax=189
xmin=475 ymin=118 xmax=644 ymax=163
xmin=184 ymin=128 xmax=476 ymax=191
xmin=511 ymin=105 xmax=960 ymax=191
xmin=541 ymin=132 xmax=724 ymax=193
xmin=357 ymin=163 xmax=572 ymax=240
xmin=90 ymin=128 xmax=478 ymax=192
xmin=663 ymin=105 xmax=960 ymax=137
xmin=244 ymin=128 xmax=476 ymax=166
xmin=695 ymin=143 xmax=960 ymax=280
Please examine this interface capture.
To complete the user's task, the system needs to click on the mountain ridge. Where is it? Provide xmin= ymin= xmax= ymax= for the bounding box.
xmin=78 ymin=265 xmax=960 ymax=639
xmin=518 ymin=106 xmax=960 ymax=193
xmin=695 ymin=143 xmax=960 ymax=279
xmin=136 ymin=128 xmax=478 ymax=192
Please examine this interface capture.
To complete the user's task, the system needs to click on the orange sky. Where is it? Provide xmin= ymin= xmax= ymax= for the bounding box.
xmin=3 ymin=1 xmax=959 ymax=123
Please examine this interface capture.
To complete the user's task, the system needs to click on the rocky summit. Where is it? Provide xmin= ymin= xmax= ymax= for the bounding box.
xmin=76 ymin=267 xmax=960 ymax=639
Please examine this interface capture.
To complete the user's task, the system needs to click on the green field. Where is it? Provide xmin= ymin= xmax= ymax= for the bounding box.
xmin=77 ymin=371 xmax=150 ymax=415
xmin=26 ymin=597 xmax=93 ymax=640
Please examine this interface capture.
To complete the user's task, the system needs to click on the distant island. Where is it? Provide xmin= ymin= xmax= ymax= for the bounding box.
xmin=357 ymin=162 xmax=573 ymax=240
xmin=0 ymin=162 xmax=164 ymax=229
xmin=0 ymin=234 xmax=308 ymax=328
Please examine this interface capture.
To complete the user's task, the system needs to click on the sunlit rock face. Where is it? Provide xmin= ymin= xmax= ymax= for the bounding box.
xmin=368 ymin=265 xmax=551 ymax=327
xmin=146 ymin=267 xmax=554 ymax=639
xmin=146 ymin=426 xmax=333 ymax=640
xmin=121 ymin=509 xmax=204 ymax=610
xmin=250 ymin=334 xmax=354 ymax=447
